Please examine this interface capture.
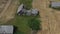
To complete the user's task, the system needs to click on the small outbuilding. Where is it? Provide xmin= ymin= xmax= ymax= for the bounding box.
xmin=50 ymin=1 xmax=60 ymax=8
xmin=0 ymin=25 xmax=14 ymax=34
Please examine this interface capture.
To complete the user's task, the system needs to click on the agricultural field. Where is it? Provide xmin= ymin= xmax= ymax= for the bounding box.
xmin=0 ymin=0 xmax=9 ymax=13
xmin=0 ymin=0 xmax=18 ymax=22
xmin=32 ymin=0 xmax=60 ymax=34
xmin=1 ymin=0 xmax=60 ymax=34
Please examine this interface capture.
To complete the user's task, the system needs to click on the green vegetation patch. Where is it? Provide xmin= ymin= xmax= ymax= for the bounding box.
xmin=19 ymin=0 xmax=32 ymax=9
xmin=5 ymin=15 xmax=40 ymax=34
xmin=8 ymin=16 xmax=33 ymax=34
xmin=28 ymin=18 xmax=41 ymax=31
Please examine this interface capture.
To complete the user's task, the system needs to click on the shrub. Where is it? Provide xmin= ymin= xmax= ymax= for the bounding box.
xmin=28 ymin=18 xmax=41 ymax=31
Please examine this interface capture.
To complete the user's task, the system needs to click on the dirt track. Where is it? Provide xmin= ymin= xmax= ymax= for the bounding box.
xmin=32 ymin=0 xmax=60 ymax=34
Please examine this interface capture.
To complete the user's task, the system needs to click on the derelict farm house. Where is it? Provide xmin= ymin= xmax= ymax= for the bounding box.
xmin=17 ymin=4 xmax=39 ymax=16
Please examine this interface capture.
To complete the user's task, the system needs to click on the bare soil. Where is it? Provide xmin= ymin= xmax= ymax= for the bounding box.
xmin=32 ymin=0 xmax=60 ymax=34
xmin=0 ymin=0 xmax=19 ymax=22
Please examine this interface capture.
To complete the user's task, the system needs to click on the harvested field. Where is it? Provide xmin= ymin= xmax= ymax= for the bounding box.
xmin=0 ymin=0 xmax=19 ymax=22
xmin=0 ymin=0 xmax=9 ymax=13
xmin=32 ymin=0 xmax=60 ymax=34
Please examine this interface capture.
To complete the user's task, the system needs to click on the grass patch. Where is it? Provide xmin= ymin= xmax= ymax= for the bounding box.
xmin=0 ymin=15 xmax=40 ymax=34
xmin=4 ymin=15 xmax=40 ymax=34
xmin=19 ymin=0 xmax=32 ymax=9
xmin=7 ymin=16 xmax=34 ymax=34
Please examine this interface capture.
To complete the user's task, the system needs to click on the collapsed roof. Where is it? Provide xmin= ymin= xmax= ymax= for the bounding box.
xmin=17 ymin=4 xmax=39 ymax=16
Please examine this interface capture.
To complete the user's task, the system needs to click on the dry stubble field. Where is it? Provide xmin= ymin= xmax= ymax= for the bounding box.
xmin=0 ymin=0 xmax=19 ymax=22
xmin=32 ymin=0 xmax=60 ymax=34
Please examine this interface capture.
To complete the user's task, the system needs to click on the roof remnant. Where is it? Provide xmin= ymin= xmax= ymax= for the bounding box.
xmin=26 ymin=10 xmax=32 ymax=16
xmin=31 ymin=9 xmax=39 ymax=16
xmin=17 ymin=4 xmax=24 ymax=13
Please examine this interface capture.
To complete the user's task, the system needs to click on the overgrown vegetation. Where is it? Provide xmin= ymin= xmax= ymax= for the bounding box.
xmin=19 ymin=0 xmax=32 ymax=9
xmin=4 ymin=16 xmax=34 ymax=34
xmin=28 ymin=18 xmax=41 ymax=31
xmin=6 ymin=15 xmax=40 ymax=34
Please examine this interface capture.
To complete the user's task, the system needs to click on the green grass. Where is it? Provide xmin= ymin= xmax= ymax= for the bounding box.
xmin=4 ymin=15 xmax=40 ymax=34
xmin=8 ymin=16 xmax=34 ymax=34
xmin=19 ymin=0 xmax=32 ymax=9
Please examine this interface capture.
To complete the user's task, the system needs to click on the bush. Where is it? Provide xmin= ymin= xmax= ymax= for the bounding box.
xmin=28 ymin=18 xmax=41 ymax=31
